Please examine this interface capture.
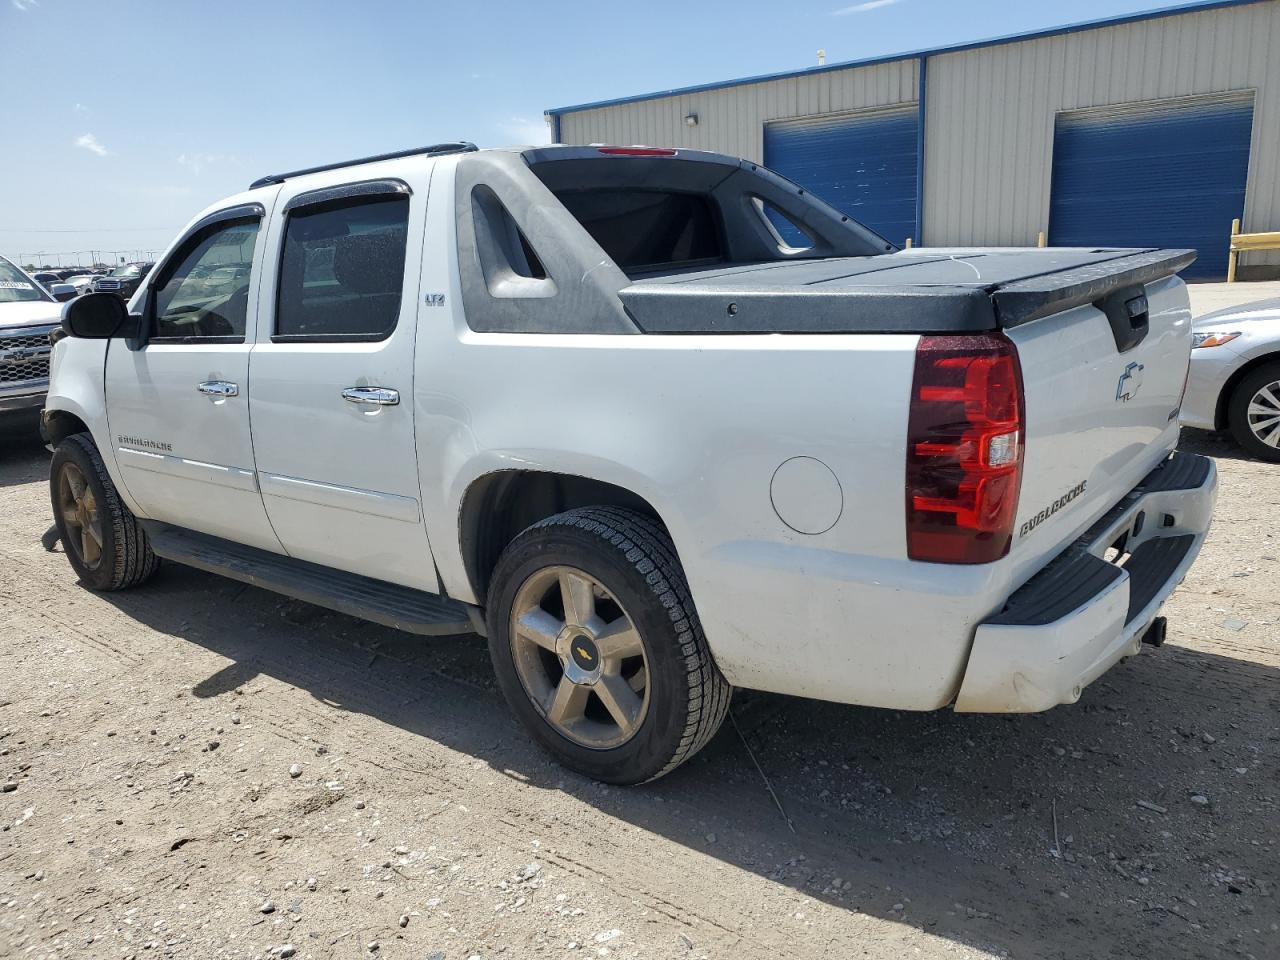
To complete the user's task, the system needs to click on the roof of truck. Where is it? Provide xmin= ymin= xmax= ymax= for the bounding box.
xmin=244 ymin=143 xmax=751 ymax=191
xmin=247 ymin=142 xmax=481 ymax=189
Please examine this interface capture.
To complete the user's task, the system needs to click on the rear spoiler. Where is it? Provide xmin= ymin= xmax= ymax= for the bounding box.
xmin=992 ymin=249 xmax=1197 ymax=328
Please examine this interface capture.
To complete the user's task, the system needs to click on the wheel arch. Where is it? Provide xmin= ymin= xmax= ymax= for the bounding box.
xmin=43 ymin=386 xmax=147 ymax=519
xmin=458 ymin=469 xmax=671 ymax=606
xmin=1216 ymin=351 xmax=1280 ymax=430
xmin=41 ymin=407 xmax=92 ymax=445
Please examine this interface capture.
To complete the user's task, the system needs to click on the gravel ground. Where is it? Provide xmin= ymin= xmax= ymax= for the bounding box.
xmin=1 ymin=412 xmax=1277 ymax=960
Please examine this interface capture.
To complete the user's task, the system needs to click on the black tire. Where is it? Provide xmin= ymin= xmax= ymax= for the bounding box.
xmin=486 ymin=506 xmax=731 ymax=784
xmin=50 ymin=433 xmax=159 ymax=591
xmin=1227 ymin=361 xmax=1280 ymax=463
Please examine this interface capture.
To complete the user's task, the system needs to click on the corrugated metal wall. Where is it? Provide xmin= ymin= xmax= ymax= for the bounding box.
xmin=558 ymin=59 xmax=918 ymax=163
xmin=556 ymin=0 xmax=1280 ymax=269
xmin=763 ymin=106 xmax=920 ymax=246
xmin=1048 ymin=93 xmax=1255 ymax=277
xmin=924 ymin=1 xmax=1279 ymax=258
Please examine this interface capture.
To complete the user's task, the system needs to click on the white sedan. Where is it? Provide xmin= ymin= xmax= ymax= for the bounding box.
xmin=1181 ymin=298 xmax=1280 ymax=461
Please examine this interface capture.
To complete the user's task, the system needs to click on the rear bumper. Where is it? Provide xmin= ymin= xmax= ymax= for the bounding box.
xmin=954 ymin=452 xmax=1216 ymax=713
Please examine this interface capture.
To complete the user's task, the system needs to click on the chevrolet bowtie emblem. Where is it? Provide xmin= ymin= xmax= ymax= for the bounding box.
xmin=1116 ymin=361 xmax=1145 ymax=403
xmin=1 ymin=346 xmax=50 ymax=361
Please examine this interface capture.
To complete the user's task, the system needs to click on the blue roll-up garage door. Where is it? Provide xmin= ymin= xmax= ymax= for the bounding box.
xmin=764 ymin=106 xmax=919 ymax=247
xmin=1049 ymin=93 xmax=1254 ymax=279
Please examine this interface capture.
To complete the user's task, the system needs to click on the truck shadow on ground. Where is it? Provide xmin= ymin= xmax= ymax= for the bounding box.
xmin=91 ymin=559 xmax=1278 ymax=960
xmin=1178 ymin=426 xmax=1270 ymax=464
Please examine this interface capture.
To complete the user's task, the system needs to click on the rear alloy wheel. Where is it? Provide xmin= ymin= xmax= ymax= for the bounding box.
xmin=50 ymin=433 xmax=160 ymax=591
xmin=509 ymin=565 xmax=650 ymax=750
xmin=1227 ymin=362 xmax=1280 ymax=463
xmin=487 ymin=507 xmax=731 ymax=784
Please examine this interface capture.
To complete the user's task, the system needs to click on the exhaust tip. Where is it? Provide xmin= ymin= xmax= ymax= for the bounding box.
xmin=1141 ymin=616 xmax=1168 ymax=648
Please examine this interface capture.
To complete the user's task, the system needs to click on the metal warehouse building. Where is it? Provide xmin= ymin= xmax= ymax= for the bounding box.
xmin=546 ymin=0 xmax=1280 ymax=279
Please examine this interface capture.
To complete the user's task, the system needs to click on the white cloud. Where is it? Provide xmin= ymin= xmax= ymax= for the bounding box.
xmin=73 ymin=103 xmax=89 ymax=113
xmin=12 ymin=0 xmax=39 ymax=11
xmin=74 ymin=133 xmax=109 ymax=156
xmin=833 ymin=0 xmax=901 ymax=13
xmin=497 ymin=116 xmax=552 ymax=146
xmin=176 ymin=152 xmax=238 ymax=175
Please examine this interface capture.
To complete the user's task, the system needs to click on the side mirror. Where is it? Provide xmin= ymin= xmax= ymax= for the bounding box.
xmin=61 ymin=292 xmax=140 ymax=339
xmin=50 ymin=283 xmax=78 ymax=302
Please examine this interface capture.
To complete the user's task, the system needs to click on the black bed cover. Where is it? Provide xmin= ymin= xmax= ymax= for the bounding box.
xmin=619 ymin=247 xmax=1197 ymax=335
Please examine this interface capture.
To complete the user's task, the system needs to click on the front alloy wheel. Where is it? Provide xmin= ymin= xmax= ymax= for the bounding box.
xmin=1228 ymin=362 xmax=1280 ymax=463
xmin=56 ymin=461 xmax=105 ymax=571
xmin=1245 ymin=378 xmax=1280 ymax=449
xmin=49 ymin=433 xmax=160 ymax=591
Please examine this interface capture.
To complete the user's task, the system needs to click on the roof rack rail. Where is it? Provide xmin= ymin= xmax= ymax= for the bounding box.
xmin=249 ymin=142 xmax=479 ymax=189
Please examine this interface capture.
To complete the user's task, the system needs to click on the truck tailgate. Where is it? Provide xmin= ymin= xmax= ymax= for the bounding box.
xmin=1003 ymin=272 xmax=1192 ymax=571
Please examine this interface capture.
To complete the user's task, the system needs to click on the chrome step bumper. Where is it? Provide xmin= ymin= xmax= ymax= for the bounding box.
xmin=955 ymin=452 xmax=1217 ymax=713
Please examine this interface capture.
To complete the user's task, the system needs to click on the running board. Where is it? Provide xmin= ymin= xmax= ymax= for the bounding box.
xmin=141 ymin=522 xmax=480 ymax=637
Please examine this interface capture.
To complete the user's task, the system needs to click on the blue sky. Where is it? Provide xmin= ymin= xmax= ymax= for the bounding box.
xmin=1 ymin=0 xmax=1186 ymax=266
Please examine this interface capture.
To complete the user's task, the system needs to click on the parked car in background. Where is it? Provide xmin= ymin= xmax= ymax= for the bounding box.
xmin=66 ymin=275 xmax=97 ymax=295
xmin=0 ymin=255 xmax=62 ymax=417
xmin=1181 ymin=298 xmax=1280 ymax=461
xmin=199 ymin=264 xmax=249 ymax=297
xmin=90 ymin=261 xmax=154 ymax=299
xmin=26 ymin=271 xmax=78 ymax=302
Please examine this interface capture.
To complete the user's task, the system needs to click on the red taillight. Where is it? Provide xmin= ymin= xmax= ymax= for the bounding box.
xmin=596 ymin=146 xmax=678 ymax=156
xmin=906 ymin=333 xmax=1025 ymax=564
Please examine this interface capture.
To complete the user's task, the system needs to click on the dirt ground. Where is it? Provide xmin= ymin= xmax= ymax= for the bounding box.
xmin=1185 ymin=280 xmax=1280 ymax=318
xmin=1 ymin=408 xmax=1277 ymax=960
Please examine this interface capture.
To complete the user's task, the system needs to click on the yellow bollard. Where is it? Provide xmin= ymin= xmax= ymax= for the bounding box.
xmin=1228 ymin=218 xmax=1241 ymax=283
xmin=1037 ymin=231 xmax=1047 ymax=248
xmin=904 ymin=237 xmax=913 ymax=250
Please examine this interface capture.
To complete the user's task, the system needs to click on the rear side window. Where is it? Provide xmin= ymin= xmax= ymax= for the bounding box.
xmin=275 ymin=195 xmax=409 ymax=342
xmin=553 ymin=190 xmax=722 ymax=273
xmin=151 ymin=218 xmax=260 ymax=342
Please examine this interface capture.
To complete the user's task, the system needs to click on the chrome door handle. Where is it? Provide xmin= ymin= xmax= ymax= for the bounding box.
xmin=196 ymin=380 xmax=239 ymax=397
xmin=342 ymin=386 xmax=400 ymax=406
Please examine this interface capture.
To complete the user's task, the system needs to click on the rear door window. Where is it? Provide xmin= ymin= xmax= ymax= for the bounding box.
xmin=274 ymin=195 xmax=409 ymax=342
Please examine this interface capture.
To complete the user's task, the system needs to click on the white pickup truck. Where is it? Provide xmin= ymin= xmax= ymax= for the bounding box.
xmin=45 ymin=143 xmax=1216 ymax=783
xmin=1 ymin=255 xmax=69 ymax=419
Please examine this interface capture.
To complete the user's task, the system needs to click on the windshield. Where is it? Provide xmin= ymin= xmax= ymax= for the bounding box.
xmin=0 ymin=258 xmax=52 ymax=304
xmin=110 ymin=264 xmax=141 ymax=278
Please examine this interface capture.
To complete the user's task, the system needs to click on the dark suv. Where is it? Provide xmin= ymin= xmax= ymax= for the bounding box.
xmin=90 ymin=261 xmax=155 ymax=299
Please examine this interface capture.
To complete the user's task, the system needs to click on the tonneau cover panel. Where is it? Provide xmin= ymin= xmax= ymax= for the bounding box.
xmin=620 ymin=248 xmax=1196 ymax=335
